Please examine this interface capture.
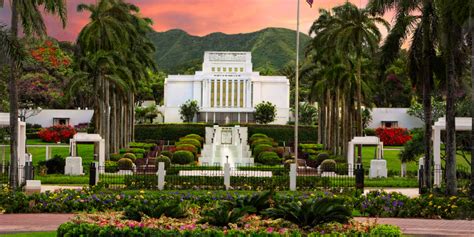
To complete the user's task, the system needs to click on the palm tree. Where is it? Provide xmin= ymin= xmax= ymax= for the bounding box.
xmin=368 ymin=0 xmax=438 ymax=189
xmin=76 ymin=0 xmax=156 ymax=156
xmin=0 ymin=0 xmax=66 ymax=188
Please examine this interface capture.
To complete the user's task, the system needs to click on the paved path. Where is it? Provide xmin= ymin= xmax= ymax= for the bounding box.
xmin=365 ymin=188 xmax=420 ymax=197
xmin=355 ymin=217 xmax=474 ymax=236
xmin=1 ymin=214 xmax=473 ymax=236
xmin=0 ymin=214 xmax=74 ymax=234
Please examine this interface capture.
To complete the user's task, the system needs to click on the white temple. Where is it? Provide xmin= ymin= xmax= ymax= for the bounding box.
xmin=163 ymin=51 xmax=290 ymax=124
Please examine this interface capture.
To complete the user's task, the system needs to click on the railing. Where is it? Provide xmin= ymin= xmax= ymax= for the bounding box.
xmin=97 ymin=163 xmax=354 ymax=191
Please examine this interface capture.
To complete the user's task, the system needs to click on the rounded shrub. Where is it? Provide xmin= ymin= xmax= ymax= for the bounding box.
xmin=176 ymin=144 xmax=197 ymax=157
xmin=177 ymin=138 xmax=201 ymax=150
xmin=118 ymin=158 xmax=134 ymax=170
xmin=185 ymin=134 xmax=204 ymax=143
xmin=161 ymin=150 xmax=173 ymax=159
xmin=105 ymin=161 xmax=119 ymax=173
xmin=370 ymin=224 xmax=402 ymax=236
xmin=257 ymin=151 xmax=282 ymax=166
xmin=109 ymin=153 xmax=122 ymax=162
xmin=123 ymin=153 xmax=137 ymax=161
xmin=249 ymin=133 xmax=268 ymax=142
xmin=253 ymin=144 xmax=273 ymax=159
xmin=172 ymin=150 xmax=194 ymax=165
xmin=251 ymin=138 xmax=274 ymax=148
xmin=155 ymin=155 xmax=171 ymax=169
xmin=320 ymin=159 xmax=336 ymax=172
xmin=315 ymin=152 xmax=329 ymax=167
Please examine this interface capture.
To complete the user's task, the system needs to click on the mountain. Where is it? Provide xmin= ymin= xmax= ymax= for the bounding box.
xmin=148 ymin=27 xmax=311 ymax=74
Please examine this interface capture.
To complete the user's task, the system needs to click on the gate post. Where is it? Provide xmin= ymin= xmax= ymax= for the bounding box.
xmin=89 ymin=162 xmax=98 ymax=186
xmin=157 ymin=162 xmax=166 ymax=190
xmin=289 ymin=163 xmax=297 ymax=191
xmin=224 ymin=162 xmax=230 ymax=190
xmin=418 ymin=165 xmax=425 ymax=194
xmin=355 ymin=162 xmax=364 ymax=191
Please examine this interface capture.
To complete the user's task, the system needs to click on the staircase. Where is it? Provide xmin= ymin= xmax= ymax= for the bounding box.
xmin=199 ymin=125 xmax=253 ymax=166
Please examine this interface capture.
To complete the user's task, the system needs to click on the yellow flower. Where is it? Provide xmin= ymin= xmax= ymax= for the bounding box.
xmin=139 ymin=190 xmax=145 ymax=194
xmin=452 ymin=205 xmax=457 ymax=208
xmin=429 ymin=194 xmax=433 ymax=198
xmin=449 ymin=196 xmax=456 ymax=200
xmin=437 ymin=206 xmax=441 ymax=209
xmin=429 ymin=201 xmax=433 ymax=206
xmin=310 ymin=193 xmax=315 ymax=197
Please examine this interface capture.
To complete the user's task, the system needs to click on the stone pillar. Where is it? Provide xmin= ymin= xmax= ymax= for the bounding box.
xmin=224 ymin=162 xmax=230 ymax=190
xmin=289 ymin=163 xmax=297 ymax=191
xmin=433 ymin=128 xmax=441 ymax=187
xmin=157 ymin=162 xmax=166 ymax=190
xmin=231 ymin=79 xmax=235 ymax=107
xmin=243 ymin=80 xmax=246 ymax=108
xmin=214 ymin=79 xmax=217 ymax=108
xmin=237 ymin=79 xmax=241 ymax=107
xmin=225 ymin=79 xmax=229 ymax=107
xmin=347 ymin=141 xmax=354 ymax=176
xmin=219 ymin=78 xmax=223 ymax=107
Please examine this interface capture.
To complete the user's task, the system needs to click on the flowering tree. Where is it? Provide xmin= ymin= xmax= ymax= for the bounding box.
xmin=38 ymin=125 xmax=76 ymax=143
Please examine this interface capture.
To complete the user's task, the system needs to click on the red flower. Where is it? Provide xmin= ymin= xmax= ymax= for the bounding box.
xmin=375 ymin=127 xmax=412 ymax=146
xmin=38 ymin=125 xmax=77 ymax=143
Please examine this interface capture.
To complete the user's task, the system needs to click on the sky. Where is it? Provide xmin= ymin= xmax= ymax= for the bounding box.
xmin=0 ymin=0 xmax=391 ymax=42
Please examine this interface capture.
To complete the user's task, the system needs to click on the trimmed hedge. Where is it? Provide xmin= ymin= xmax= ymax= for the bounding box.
xmin=172 ymin=151 xmax=194 ymax=165
xmin=118 ymin=158 xmax=134 ymax=170
xmin=135 ymin=124 xmax=317 ymax=143
xmin=257 ymin=151 xmax=282 ymax=166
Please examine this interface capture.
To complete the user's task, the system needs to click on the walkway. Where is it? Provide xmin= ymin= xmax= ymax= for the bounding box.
xmin=0 ymin=214 xmax=472 ymax=236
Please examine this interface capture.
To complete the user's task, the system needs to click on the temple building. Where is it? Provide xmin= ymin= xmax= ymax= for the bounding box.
xmin=163 ymin=51 xmax=290 ymax=124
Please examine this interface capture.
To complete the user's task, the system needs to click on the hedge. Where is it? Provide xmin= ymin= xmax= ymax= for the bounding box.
xmin=135 ymin=123 xmax=317 ymax=144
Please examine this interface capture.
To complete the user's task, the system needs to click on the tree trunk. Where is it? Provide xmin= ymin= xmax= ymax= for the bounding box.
xmin=470 ymin=26 xmax=474 ymax=200
xmin=356 ymin=58 xmax=363 ymax=162
xmin=422 ymin=0 xmax=433 ymax=189
xmin=8 ymin=0 xmax=19 ymax=188
xmin=445 ymin=16 xmax=458 ymax=196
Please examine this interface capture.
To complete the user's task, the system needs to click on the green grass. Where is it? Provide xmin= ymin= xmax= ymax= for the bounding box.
xmin=365 ymin=177 xmax=418 ymax=188
xmin=36 ymin=174 xmax=89 ymax=185
xmin=0 ymin=232 xmax=56 ymax=237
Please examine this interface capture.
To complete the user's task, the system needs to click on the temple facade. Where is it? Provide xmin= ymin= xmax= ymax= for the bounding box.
xmin=163 ymin=51 xmax=290 ymax=124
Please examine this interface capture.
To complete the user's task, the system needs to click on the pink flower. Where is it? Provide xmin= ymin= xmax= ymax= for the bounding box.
xmin=266 ymin=227 xmax=274 ymax=233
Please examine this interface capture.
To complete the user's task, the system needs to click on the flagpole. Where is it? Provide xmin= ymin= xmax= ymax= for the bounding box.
xmin=294 ymin=0 xmax=300 ymax=166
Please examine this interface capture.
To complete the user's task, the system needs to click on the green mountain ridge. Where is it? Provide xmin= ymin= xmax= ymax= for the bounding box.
xmin=148 ymin=27 xmax=311 ymax=74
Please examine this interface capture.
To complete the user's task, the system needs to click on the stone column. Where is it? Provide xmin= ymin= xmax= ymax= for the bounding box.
xmin=225 ymin=79 xmax=229 ymax=107
xmin=219 ymin=78 xmax=223 ymax=107
xmin=213 ymin=79 xmax=217 ymax=108
xmin=231 ymin=79 xmax=235 ymax=107
xmin=433 ymin=127 xmax=441 ymax=187
xmin=237 ymin=79 xmax=241 ymax=107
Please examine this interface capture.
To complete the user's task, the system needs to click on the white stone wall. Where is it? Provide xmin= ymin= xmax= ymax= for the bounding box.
xmin=253 ymin=76 xmax=290 ymax=124
xmin=24 ymin=109 xmax=93 ymax=127
xmin=368 ymin=108 xmax=423 ymax=129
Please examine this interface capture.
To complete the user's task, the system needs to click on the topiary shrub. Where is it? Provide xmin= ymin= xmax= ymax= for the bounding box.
xmin=251 ymin=138 xmax=274 ymax=148
xmin=109 ymin=153 xmax=122 ymax=162
xmin=123 ymin=153 xmax=137 ymax=161
xmin=253 ymin=144 xmax=273 ymax=159
xmin=37 ymin=155 xmax=65 ymax=174
xmin=161 ymin=150 xmax=173 ymax=159
xmin=315 ymin=152 xmax=329 ymax=167
xmin=105 ymin=161 xmax=119 ymax=173
xmin=249 ymin=133 xmax=268 ymax=142
xmin=118 ymin=158 xmax=134 ymax=170
xmin=185 ymin=134 xmax=204 ymax=143
xmin=320 ymin=159 xmax=336 ymax=172
xmin=156 ymin=155 xmax=171 ymax=169
xmin=172 ymin=151 xmax=194 ymax=165
xmin=257 ymin=151 xmax=283 ymax=166
xmin=177 ymin=138 xmax=201 ymax=150
xmin=175 ymin=144 xmax=197 ymax=157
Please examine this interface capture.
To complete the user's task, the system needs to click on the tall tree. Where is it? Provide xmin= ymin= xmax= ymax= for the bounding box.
xmin=0 ymin=0 xmax=66 ymax=188
xmin=76 ymin=0 xmax=155 ymax=156
xmin=368 ymin=0 xmax=439 ymax=190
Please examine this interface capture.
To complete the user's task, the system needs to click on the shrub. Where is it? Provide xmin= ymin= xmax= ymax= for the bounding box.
xmin=175 ymin=144 xmax=197 ymax=157
xmin=252 ymin=144 xmax=273 ymax=159
xmin=109 ymin=153 xmax=122 ymax=162
xmin=375 ymin=127 xmax=412 ymax=146
xmin=320 ymin=159 xmax=336 ymax=172
xmin=37 ymin=155 xmax=65 ymax=174
xmin=273 ymin=147 xmax=285 ymax=158
xmin=263 ymin=198 xmax=351 ymax=228
xmin=104 ymin=161 xmax=119 ymax=173
xmin=185 ymin=134 xmax=204 ymax=143
xmin=257 ymin=151 xmax=282 ymax=166
xmin=177 ymin=138 xmax=201 ymax=149
xmin=172 ymin=151 xmax=194 ymax=165
xmin=315 ymin=152 xmax=329 ymax=167
xmin=118 ymin=158 xmax=134 ymax=170
xmin=119 ymin=148 xmax=146 ymax=155
xmin=129 ymin=142 xmax=155 ymax=150
xmin=160 ymin=150 xmax=173 ymax=159
xmin=156 ymin=155 xmax=171 ymax=169
xmin=255 ymin=101 xmax=276 ymax=124
xmin=251 ymin=138 xmax=274 ymax=148
xmin=370 ymin=224 xmax=402 ymax=236
xmin=199 ymin=201 xmax=249 ymax=227
xmin=299 ymin=143 xmax=323 ymax=150
xmin=38 ymin=125 xmax=76 ymax=143
xmin=364 ymin=128 xmax=376 ymax=136
xmin=135 ymin=124 xmax=317 ymax=144
xmin=122 ymin=153 xmax=137 ymax=161
xmin=249 ymin=133 xmax=268 ymax=142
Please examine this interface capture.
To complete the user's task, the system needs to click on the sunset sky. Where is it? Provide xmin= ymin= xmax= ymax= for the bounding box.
xmin=0 ymin=0 xmax=392 ymax=42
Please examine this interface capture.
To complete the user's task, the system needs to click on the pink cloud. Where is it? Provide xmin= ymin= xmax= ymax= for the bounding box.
xmin=0 ymin=0 xmax=392 ymax=42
